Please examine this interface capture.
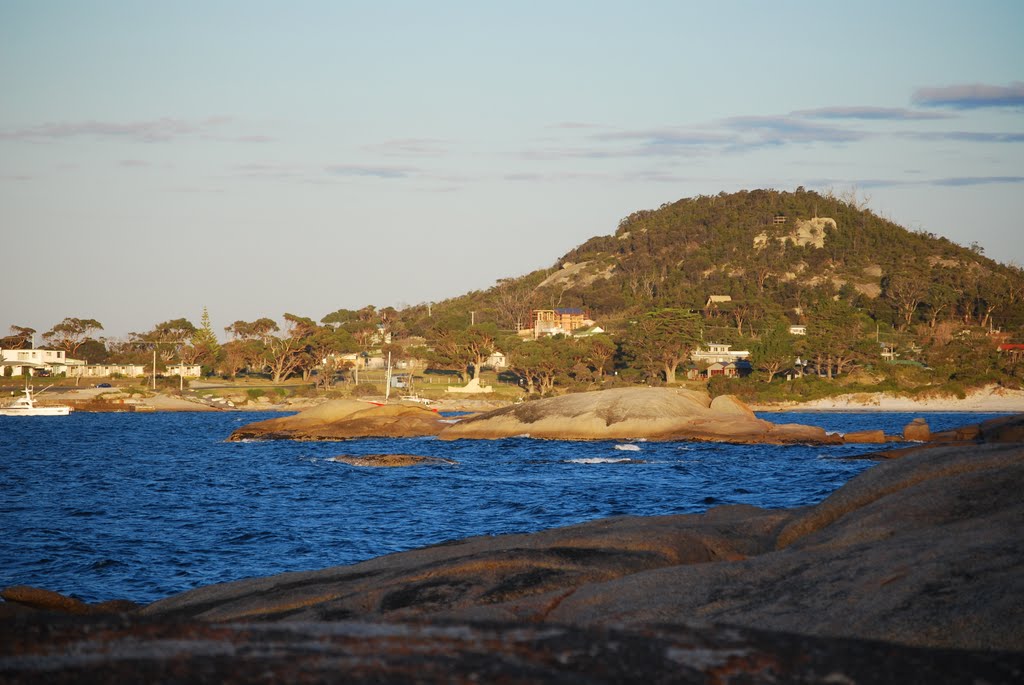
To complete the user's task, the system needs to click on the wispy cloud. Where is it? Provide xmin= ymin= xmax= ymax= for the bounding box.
xmin=546 ymin=121 xmax=608 ymax=130
xmin=932 ymin=175 xmax=1024 ymax=187
xmin=0 ymin=117 xmax=271 ymax=143
xmin=722 ymin=115 xmax=866 ymax=148
xmin=361 ymin=138 xmax=451 ymax=158
xmin=912 ymin=82 xmax=1024 ymax=109
xmin=792 ymin=106 xmax=949 ymax=120
xmin=807 ymin=175 xmax=1024 ymax=190
xmin=325 ymin=164 xmax=418 ymax=179
xmin=902 ymin=130 xmax=1024 ymax=143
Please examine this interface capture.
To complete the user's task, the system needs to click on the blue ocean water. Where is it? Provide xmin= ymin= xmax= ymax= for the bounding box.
xmin=0 ymin=410 xmax=1007 ymax=604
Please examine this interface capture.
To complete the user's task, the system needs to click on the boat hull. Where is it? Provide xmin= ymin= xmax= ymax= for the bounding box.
xmin=0 ymin=406 xmax=73 ymax=416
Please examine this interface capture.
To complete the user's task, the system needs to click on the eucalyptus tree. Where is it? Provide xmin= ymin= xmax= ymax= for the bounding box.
xmin=620 ymin=308 xmax=703 ymax=384
xmin=42 ymin=317 xmax=104 ymax=356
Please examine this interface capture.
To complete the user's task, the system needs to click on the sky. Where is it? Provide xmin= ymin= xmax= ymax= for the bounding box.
xmin=2 ymin=1 xmax=1022 ymax=341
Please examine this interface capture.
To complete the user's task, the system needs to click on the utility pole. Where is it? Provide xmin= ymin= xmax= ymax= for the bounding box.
xmin=471 ymin=311 xmax=476 ymax=326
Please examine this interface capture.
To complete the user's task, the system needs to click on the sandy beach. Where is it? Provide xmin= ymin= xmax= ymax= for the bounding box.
xmin=751 ymin=384 xmax=1024 ymax=413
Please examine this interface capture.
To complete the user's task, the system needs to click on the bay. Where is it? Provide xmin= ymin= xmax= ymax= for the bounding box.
xmin=0 ymin=409 xmax=1005 ymax=604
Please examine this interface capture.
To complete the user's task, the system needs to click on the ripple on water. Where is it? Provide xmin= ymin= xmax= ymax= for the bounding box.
xmin=0 ymin=409 xmax=1009 ymax=602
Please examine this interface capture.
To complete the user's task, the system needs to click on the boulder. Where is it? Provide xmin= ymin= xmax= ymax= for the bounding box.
xmin=227 ymin=400 xmax=447 ymax=441
xmin=903 ymin=417 xmax=931 ymax=441
xmin=438 ymin=388 xmax=839 ymax=444
xmin=843 ymin=429 xmax=887 ymax=444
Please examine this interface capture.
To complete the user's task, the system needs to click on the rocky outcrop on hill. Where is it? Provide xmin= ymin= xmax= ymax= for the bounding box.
xmin=438 ymin=387 xmax=839 ymax=444
xmin=226 ymin=399 xmax=447 ymax=441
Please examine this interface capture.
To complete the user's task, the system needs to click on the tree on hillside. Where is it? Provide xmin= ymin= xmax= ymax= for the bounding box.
xmin=503 ymin=335 xmax=571 ymax=395
xmin=883 ymin=268 xmax=929 ymax=330
xmin=491 ymin=277 xmax=540 ymax=331
xmin=804 ymin=300 xmax=871 ymax=379
xmin=43 ymin=318 xmax=103 ymax=356
xmin=620 ymin=308 xmax=703 ymax=384
xmin=749 ymin=319 xmax=796 ymax=383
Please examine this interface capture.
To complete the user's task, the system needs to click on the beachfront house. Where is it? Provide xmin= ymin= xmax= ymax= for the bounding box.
xmin=0 ymin=348 xmax=83 ymax=377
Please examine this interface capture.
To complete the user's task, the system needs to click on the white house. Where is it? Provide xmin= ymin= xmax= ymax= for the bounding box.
xmin=0 ymin=348 xmax=77 ymax=376
xmin=164 ymin=363 xmax=202 ymax=378
xmin=69 ymin=363 xmax=147 ymax=379
xmin=484 ymin=351 xmax=507 ymax=369
xmin=690 ymin=343 xmax=750 ymax=365
xmin=789 ymin=325 xmax=807 ymax=335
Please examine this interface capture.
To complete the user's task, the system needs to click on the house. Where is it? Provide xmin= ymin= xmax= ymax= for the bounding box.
xmin=484 ymin=351 xmax=507 ymax=369
xmin=164 ymin=363 xmax=202 ymax=378
xmin=0 ymin=348 xmax=79 ymax=376
xmin=789 ymin=325 xmax=807 ymax=336
xmin=69 ymin=363 xmax=147 ymax=379
xmin=705 ymin=295 xmax=732 ymax=310
xmin=531 ymin=308 xmax=594 ymax=338
xmin=705 ymin=360 xmax=752 ymax=378
xmin=691 ymin=343 xmax=750 ymax=365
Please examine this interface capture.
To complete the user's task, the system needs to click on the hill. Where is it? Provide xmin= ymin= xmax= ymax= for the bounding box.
xmin=416 ymin=188 xmax=1022 ymax=334
xmin=391 ymin=188 xmax=1023 ymax=397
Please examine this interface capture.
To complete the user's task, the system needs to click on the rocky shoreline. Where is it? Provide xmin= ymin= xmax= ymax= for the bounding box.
xmin=3 ymin=425 xmax=1023 ymax=681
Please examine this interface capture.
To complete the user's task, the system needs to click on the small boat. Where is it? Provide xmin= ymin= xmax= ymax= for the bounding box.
xmin=0 ymin=386 xmax=73 ymax=416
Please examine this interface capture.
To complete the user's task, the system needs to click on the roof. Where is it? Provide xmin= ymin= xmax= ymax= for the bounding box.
xmin=554 ymin=308 xmax=586 ymax=315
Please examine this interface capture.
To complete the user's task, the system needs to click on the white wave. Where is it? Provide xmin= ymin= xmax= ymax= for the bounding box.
xmin=614 ymin=444 xmax=642 ymax=451
xmin=567 ymin=457 xmax=638 ymax=464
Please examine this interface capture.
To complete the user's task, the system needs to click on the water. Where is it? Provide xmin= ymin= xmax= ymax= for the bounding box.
xmin=0 ymin=410 xmax=1007 ymax=604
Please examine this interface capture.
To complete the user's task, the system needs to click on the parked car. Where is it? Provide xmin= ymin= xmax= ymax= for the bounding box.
xmin=97 ymin=383 xmax=111 ymax=388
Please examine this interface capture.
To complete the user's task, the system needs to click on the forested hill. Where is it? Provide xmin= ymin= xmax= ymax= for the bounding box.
xmin=417 ymin=188 xmax=1023 ymax=338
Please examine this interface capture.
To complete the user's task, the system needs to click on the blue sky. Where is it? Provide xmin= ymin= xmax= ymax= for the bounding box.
xmin=2 ymin=1 xmax=1022 ymax=340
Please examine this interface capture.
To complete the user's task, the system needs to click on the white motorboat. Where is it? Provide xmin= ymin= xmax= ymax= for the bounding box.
xmin=0 ymin=386 xmax=73 ymax=416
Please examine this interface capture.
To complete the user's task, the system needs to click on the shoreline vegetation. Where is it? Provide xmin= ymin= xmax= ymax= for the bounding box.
xmin=8 ymin=380 xmax=1024 ymax=414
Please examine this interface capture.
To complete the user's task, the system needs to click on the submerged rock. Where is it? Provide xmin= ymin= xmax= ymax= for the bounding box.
xmin=328 ymin=454 xmax=458 ymax=467
xmin=227 ymin=400 xmax=447 ymax=441
xmin=437 ymin=387 xmax=839 ymax=444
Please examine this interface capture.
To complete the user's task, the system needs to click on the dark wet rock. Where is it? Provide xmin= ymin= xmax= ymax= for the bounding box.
xmin=981 ymin=413 xmax=1024 ymax=442
xmin=3 ymin=613 xmax=1022 ymax=685
xmin=438 ymin=388 xmax=840 ymax=444
xmin=328 ymin=454 xmax=458 ymax=467
xmin=227 ymin=400 xmax=447 ymax=441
